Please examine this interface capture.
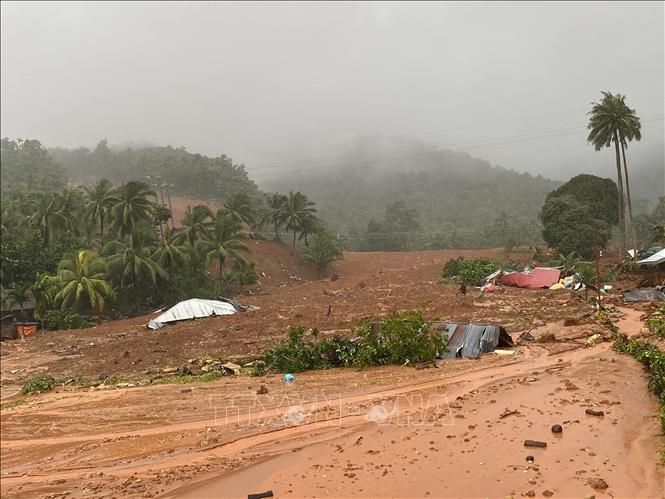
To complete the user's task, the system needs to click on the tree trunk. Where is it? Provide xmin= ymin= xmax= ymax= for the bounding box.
xmin=619 ymin=133 xmax=637 ymax=256
xmin=218 ymin=255 xmax=224 ymax=295
xmin=612 ymin=131 xmax=626 ymax=259
xmin=293 ymin=229 xmax=297 ymax=249
xmin=99 ymin=209 xmax=105 ymax=246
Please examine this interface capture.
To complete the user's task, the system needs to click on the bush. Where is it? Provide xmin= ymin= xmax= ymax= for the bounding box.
xmin=442 ymin=257 xmax=502 ymax=286
xmin=261 ymin=309 xmax=447 ymax=373
xmin=613 ymin=331 xmax=665 ymax=432
xmin=21 ymin=374 xmax=57 ymax=395
xmin=44 ymin=310 xmax=95 ymax=330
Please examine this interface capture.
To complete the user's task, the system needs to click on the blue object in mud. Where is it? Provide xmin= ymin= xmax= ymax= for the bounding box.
xmin=284 ymin=373 xmax=295 ymax=382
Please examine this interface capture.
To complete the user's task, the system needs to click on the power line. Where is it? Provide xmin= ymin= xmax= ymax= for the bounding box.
xmin=247 ymin=115 xmax=664 ymax=179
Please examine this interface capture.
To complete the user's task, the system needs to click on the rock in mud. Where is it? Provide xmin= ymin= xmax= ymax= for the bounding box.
xmin=551 ymin=424 xmax=563 ymax=433
xmin=98 ymin=372 xmax=108 ymax=380
xmin=521 ymin=490 xmax=536 ymax=497
xmin=542 ymin=490 xmax=554 ymax=497
xmin=524 ymin=440 xmax=547 ymax=448
xmin=257 ymin=385 xmax=269 ymax=394
xmin=587 ymin=478 xmax=608 ymax=490
xmin=181 ymin=388 xmax=192 ymax=393
xmin=585 ymin=409 xmax=605 ymax=417
xmin=526 ymin=455 xmax=535 ymax=463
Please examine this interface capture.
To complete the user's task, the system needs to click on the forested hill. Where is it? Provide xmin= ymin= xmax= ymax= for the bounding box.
xmin=257 ymin=140 xmax=561 ymax=250
xmin=48 ymin=140 xmax=262 ymax=204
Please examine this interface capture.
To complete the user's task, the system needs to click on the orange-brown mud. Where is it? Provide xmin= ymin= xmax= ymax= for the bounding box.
xmin=1 ymin=245 xmax=663 ymax=498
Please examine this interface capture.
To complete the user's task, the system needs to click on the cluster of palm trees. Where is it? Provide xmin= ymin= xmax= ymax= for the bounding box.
xmin=259 ymin=191 xmax=319 ymax=248
xmin=1 ymin=180 xmax=341 ymax=319
xmin=587 ymin=91 xmax=642 ymax=257
xmin=1 ymin=179 xmax=257 ymax=316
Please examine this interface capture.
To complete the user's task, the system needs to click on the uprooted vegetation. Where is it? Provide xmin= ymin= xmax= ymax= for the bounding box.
xmin=261 ymin=309 xmax=448 ymax=373
xmin=441 ymin=257 xmax=503 ymax=285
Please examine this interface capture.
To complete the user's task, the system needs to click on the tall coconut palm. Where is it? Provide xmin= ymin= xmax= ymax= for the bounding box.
xmin=28 ymin=191 xmax=67 ymax=246
xmin=195 ymin=212 xmax=249 ymax=294
xmin=223 ymin=192 xmax=256 ymax=228
xmin=281 ymin=191 xmax=317 ymax=249
xmin=152 ymin=228 xmax=191 ymax=272
xmin=259 ymin=193 xmax=288 ymax=241
xmin=84 ymin=178 xmax=118 ymax=245
xmin=587 ymin=91 xmax=628 ymax=256
xmin=109 ymin=181 xmax=156 ymax=237
xmin=104 ymin=224 xmax=167 ymax=306
xmin=53 ymin=250 xmax=114 ymax=313
xmin=300 ymin=231 xmax=343 ymax=279
xmin=177 ymin=205 xmax=214 ymax=247
xmin=56 ymin=188 xmax=85 ymax=236
xmin=614 ymin=94 xmax=642 ymax=253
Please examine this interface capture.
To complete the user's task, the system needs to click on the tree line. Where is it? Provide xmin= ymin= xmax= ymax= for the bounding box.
xmin=1 ymin=140 xmax=342 ymax=321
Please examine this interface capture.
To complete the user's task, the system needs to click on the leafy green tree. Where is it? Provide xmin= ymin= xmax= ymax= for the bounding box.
xmin=587 ymin=91 xmax=641 ymax=255
xmin=195 ymin=212 xmax=249 ymax=294
xmin=540 ymin=195 xmax=609 ymax=259
xmin=300 ymin=231 xmax=343 ymax=278
xmin=281 ymin=191 xmax=317 ymax=249
xmin=84 ymin=178 xmax=117 ymax=245
xmin=109 ymin=181 xmax=157 ymax=237
xmin=545 ymin=174 xmax=618 ymax=226
xmin=297 ymin=213 xmax=321 ymax=246
xmin=152 ymin=228 xmax=191 ymax=272
xmin=53 ymin=250 xmax=114 ymax=313
xmin=0 ymin=138 xmax=65 ymax=193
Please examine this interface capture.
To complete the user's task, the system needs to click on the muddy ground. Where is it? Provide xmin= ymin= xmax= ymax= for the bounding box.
xmin=1 ymin=243 xmax=663 ymax=498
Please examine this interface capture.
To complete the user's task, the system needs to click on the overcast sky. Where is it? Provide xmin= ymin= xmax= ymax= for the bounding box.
xmin=1 ymin=1 xmax=663 ymax=186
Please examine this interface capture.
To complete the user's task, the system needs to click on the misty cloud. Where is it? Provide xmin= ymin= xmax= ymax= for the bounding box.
xmin=1 ymin=1 xmax=663 ymax=191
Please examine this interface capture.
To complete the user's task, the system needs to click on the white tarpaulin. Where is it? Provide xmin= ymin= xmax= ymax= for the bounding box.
xmin=148 ymin=298 xmax=237 ymax=330
xmin=637 ymin=249 xmax=665 ymax=265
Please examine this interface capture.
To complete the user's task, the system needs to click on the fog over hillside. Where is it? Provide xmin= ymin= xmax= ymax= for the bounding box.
xmin=1 ymin=2 xmax=663 ymax=199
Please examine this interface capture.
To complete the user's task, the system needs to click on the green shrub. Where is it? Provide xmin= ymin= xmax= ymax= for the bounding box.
xmin=21 ymin=375 xmax=57 ymax=395
xmin=442 ymin=257 xmax=502 ymax=286
xmin=44 ymin=310 xmax=95 ymax=330
xmin=613 ymin=332 xmax=665 ymax=431
xmin=262 ymin=309 xmax=447 ymax=373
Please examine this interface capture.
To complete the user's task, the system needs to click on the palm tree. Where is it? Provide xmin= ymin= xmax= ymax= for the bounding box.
xmin=259 ymin=193 xmax=288 ymax=241
xmin=109 ymin=181 xmax=156 ymax=237
xmin=104 ymin=225 xmax=167 ymax=306
xmin=300 ymin=231 xmax=343 ymax=279
xmin=56 ymin=188 xmax=85 ymax=236
xmin=281 ymin=191 xmax=317 ymax=250
xmin=28 ymin=192 xmax=67 ymax=246
xmin=3 ymin=283 xmax=32 ymax=320
xmin=32 ymin=273 xmax=57 ymax=320
xmin=614 ymin=94 xmax=642 ymax=253
xmin=84 ymin=178 xmax=118 ymax=245
xmin=177 ymin=205 xmax=214 ymax=247
xmin=53 ymin=251 xmax=114 ymax=313
xmin=195 ymin=212 xmax=249 ymax=294
xmin=152 ymin=228 xmax=191 ymax=272
xmin=587 ymin=91 xmax=641 ymax=257
xmin=297 ymin=214 xmax=321 ymax=247
xmin=223 ymin=192 xmax=255 ymax=228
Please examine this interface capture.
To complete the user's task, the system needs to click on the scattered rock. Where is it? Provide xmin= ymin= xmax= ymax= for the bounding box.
xmin=542 ymin=490 xmax=554 ymax=497
xmin=180 ymin=388 xmax=192 ymax=394
xmin=584 ymin=495 xmax=596 ymax=499
xmin=522 ymin=490 xmax=536 ymax=497
xmin=551 ymin=424 xmax=563 ymax=434
xmin=587 ymin=478 xmax=608 ymax=490
xmin=585 ymin=409 xmax=605 ymax=417
xmin=526 ymin=455 xmax=535 ymax=463
xmin=257 ymin=385 xmax=269 ymax=395
xmin=98 ymin=372 xmax=108 ymax=381
xmin=524 ymin=440 xmax=547 ymax=448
